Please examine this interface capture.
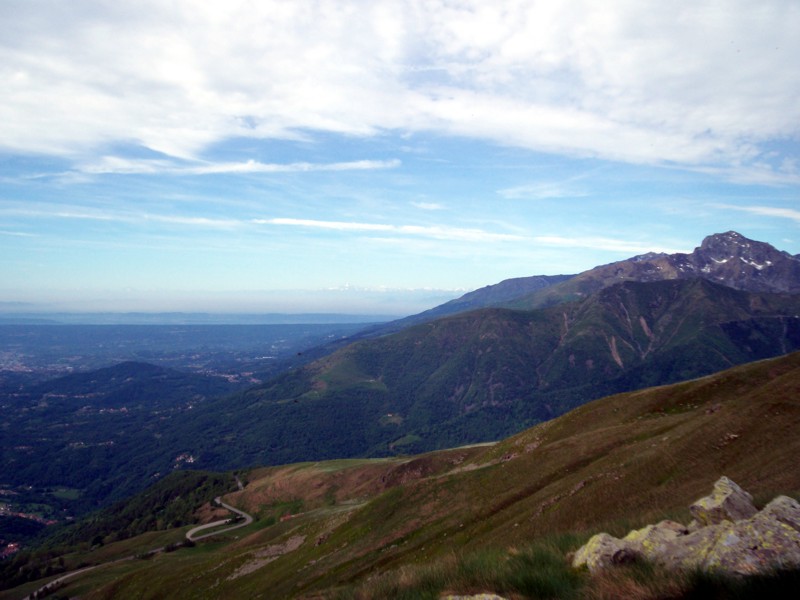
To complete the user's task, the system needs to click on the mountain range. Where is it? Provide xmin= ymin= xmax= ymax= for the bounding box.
xmin=370 ymin=230 xmax=800 ymax=331
xmin=5 ymin=230 xmax=800 ymax=597
xmin=4 ymin=231 xmax=800 ymax=509
xmin=202 ymin=232 xmax=800 ymax=464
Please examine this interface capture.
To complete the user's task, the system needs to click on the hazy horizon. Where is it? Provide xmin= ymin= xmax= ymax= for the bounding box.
xmin=0 ymin=285 xmax=466 ymax=318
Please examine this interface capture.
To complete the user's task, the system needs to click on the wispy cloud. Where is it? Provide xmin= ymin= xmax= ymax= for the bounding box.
xmin=497 ymin=182 xmax=589 ymax=200
xmin=0 ymin=205 xmax=127 ymax=223
xmin=78 ymin=157 xmax=401 ymax=176
xmin=0 ymin=230 xmax=37 ymax=237
xmin=1 ymin=205 xmax=243 ymax=230
xmin=713 ymin=203 xmax=800 ymax=224
xmin=50 ymin=210 xmax=121 ymax=222
xmin=411 ymin=201 xmax=445 ymax=211
xmin=534 ymin=236 xmax=684 ymax=255
xmin=691 ymin=164 xmax=800 ymax=187
xmin=255 ymin=217 xmax=523 ymax=243
xmin=142 ymin=214 xmax=241 ymax=228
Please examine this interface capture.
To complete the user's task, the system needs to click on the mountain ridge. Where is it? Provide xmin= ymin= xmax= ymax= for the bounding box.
xmin=504 ymin=231 xmax=800 ymax=311
xmin=4 ymin=232 xmax=799 ymax=519
xmin=192 ymin=276 xmax=800 ymax=467
xmin=346 ymin=231 xmax=800 ymax=341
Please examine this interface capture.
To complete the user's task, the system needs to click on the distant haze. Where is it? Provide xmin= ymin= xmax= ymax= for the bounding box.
xmin=0 ymin=287 xmax=465 ymax=320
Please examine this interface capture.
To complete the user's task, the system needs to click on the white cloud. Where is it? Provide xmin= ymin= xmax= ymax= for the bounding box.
xmin=713 ymin=204 xmax=800 ymax=224
xmin=0 ymin=0 xmax=798 ymax=179
xmin=690 ymin=164 xmax=800 ymax=187
xmin=498 ymin=182 xmax=588 ymax=200
xmin=0 ymin=230 xmax=37 ymax=237
xmin=411 ymin=201 xmax=445 ymax=210
xmin=256 ymin=217 xmax=523 ymax=242
xmin=257 ymin=218 xmax=392 ymax=233
xmin=50 ymin=210 xmax=121 ymax=222
xmin=5 ymin=203 xmax=521 ymax=240
xmin=78 ymin=156 xmax=401 ymax=176
xmin=534 ymin=235 xmax=685 ymax=255
xmin=1 ymin=203 xmax=242 ymax=229
xmin=142 ymin=214 xmax=241 ymax=229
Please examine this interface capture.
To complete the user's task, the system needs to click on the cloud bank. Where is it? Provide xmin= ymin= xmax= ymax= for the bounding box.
xmin=1 ymin=0 xmax=798 ymax=181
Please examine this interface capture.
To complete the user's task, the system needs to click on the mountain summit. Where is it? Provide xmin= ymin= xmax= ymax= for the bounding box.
xmin=689 ymin=231 xmax=800 ymax=293
xmin=505 ymin=231 xmax=800 ymax=310
xmin=585 ymin=230 xmax=800 ymax=294
xmin=363 ymin=232 xmax=800 ymax=332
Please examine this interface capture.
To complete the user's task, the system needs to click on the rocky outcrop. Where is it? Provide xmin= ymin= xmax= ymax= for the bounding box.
xmin=689 ymin=476 xmax=757 ymax=526
xmin=573 ymin=477 xmax=800 ymax=576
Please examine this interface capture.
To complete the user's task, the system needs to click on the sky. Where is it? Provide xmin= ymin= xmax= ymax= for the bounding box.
xmin=1 ymin=0 xmax=799 ymax=316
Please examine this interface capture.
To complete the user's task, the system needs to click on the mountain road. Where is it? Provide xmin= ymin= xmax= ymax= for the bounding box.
xmin=185 ymin=497 xmax=254 ymax=542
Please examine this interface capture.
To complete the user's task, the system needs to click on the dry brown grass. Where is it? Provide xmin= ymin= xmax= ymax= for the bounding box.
xmin=581 ymin=563 xmax=686 ymax=600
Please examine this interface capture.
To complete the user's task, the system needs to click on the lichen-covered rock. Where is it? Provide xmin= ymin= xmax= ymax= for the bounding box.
xmin=710 ymin=495 xmax=800 ymax=575
xmin=702 ymin=509 xmax=800 ymax=575
xmin=757 ymin=495 xmax=800 ymax=533
xmin=572 ymin=532 xmax=634 ymax=573
xmin=686 ymin=519 xmax=701 ymax=533
xmin=657 ymin=521 xmax=731 ymax=571
xmin=623 ymin=520 xmax=688 ymax=559
xmin=689 ymin=476 xmax=757 ymax=526
xmin=572 ymin=477 xmax=800 ymax=577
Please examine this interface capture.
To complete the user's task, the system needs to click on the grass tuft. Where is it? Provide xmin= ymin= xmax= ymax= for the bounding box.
xmin=340 ymin=540 xmax=584 ymax=600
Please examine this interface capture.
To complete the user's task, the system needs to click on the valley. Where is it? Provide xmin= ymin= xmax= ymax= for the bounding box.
xmin=0 ymin=321 xmax=377 ymax=383
xmin=0 ymin=321 xmax=379 ymax=554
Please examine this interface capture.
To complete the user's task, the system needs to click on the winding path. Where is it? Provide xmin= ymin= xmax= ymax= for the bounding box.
xmin=22 ymin=497 xmax=254 ymax=599
xmin=22 ymin=563 xmax=111 ymax=600
xmin=185 ymin=497 xmax=254 ymax=542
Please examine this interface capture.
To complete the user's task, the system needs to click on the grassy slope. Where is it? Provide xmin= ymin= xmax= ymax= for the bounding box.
xmin=227 ymin=279 xmax=800 ymax=462
xmin=14 ymin=351 xmax=800 ymax=599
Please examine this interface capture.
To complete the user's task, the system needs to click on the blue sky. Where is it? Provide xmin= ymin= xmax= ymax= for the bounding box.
xmin=1 ymin=0 xmax=799 ymax=315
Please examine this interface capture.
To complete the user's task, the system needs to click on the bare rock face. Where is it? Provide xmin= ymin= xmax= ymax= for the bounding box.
xmin=573 ymin=477 xmax=800 ymax=576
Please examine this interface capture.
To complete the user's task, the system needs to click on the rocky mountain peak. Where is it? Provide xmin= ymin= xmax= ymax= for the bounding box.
xmin=695 ymin=231 xmax=786 ymax=263
xmin=547 ymin=232 xmax=800 ymax=308
xmin=678 ymin=231 xmax=800 ymax=293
